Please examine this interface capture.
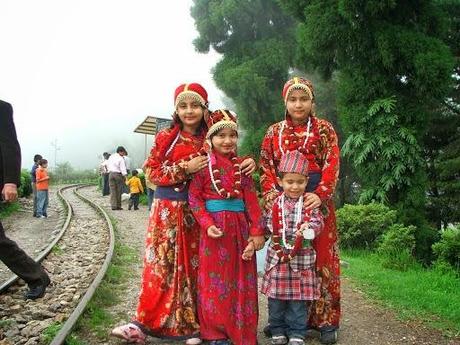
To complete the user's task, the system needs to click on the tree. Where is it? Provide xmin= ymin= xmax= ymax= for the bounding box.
xmin=281 ymin=0 xmax=455 ymax=220
xmin=191 ymin=0 xmax=296 ymax=156
xmin=280 ymin=0 xmax=455 ymax=262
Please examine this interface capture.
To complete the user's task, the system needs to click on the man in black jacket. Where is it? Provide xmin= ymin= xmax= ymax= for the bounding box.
xmin=0 ymin=100 xmax=50 ymax=299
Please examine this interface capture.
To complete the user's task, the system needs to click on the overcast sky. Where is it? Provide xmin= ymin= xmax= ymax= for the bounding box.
xmin=0 ymin=0 xmax=225 ymax=170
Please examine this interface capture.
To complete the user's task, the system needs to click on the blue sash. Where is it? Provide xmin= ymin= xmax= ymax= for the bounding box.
xmin=154 ymin=185 xmax=188 ymax=201
xmin=205 ymin=199 xmax=245 ymax=212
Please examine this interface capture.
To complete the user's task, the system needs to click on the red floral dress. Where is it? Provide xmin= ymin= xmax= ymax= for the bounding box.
xmin=260 ymin=115 xmax=341 ymax=329
xmin=188 ymin=152 xmax=264 ymax=345
xmin=134 ymin=126 xmax=204 ymax=339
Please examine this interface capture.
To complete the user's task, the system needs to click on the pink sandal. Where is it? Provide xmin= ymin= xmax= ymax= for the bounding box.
xmin=111 ymin=323 xmax=146 ymax=344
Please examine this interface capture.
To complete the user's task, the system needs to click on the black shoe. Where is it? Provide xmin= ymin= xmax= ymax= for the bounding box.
xmin=128 ymin=207 xmax=132 ymax=210
xmin=117 ymin=207 xmax=123 ymax=210
xmin=25 ymin=275 xmax=50 ymax=300
xmin=263 ymin=325 xmax=272 ymax=338
xmin=320 ymin=330 xmax=337 ymax=345
xmin=134 ymin=208 xmax=139 ymax=210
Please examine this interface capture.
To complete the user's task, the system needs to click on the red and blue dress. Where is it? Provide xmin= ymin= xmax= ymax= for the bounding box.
xmin=188 ymin=151 xmax=264 ymax=345
xmin=134 ymin=126 xmax=204 ymax=339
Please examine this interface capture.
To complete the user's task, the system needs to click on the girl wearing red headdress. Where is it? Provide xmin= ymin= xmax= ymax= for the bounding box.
xmin=111 ymin=84 xmax=256 ymax=345
xmin=188 ymin=109 xmax=265 ymax=345
xmin=259 ymin=77 xmax=340 ymax=345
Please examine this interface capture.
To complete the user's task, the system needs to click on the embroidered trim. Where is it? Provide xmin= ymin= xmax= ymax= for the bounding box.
xmin=278 ymin=117 xmax=311 ymax=156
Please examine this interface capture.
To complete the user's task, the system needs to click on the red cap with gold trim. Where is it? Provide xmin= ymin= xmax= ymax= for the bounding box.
xmin=282 ymin=77 xmax=314 ymax=104
xmin=174 ymin=83 xmax=208 ymax=108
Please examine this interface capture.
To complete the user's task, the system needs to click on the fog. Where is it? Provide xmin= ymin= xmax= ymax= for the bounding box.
xmin=0 ymin=0 xmax=226 ymax=171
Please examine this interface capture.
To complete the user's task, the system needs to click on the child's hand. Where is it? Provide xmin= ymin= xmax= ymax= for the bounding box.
xmin=242 ymin=241 xmax=255 ymax=261
xmin=248 ymin=235 xmax=265 ymax=250
xmin=240 ymin=157 xmax=256 ymax=176
xmin=207 ymin=225 xmax=223 ymax=238
xmin=299 ymin=223 xmax=315 ymax=240
xmin=185 ymin=156 xmax=209 ymax=174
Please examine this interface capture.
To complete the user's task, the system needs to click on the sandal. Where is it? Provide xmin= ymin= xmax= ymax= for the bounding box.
xmin=111 ymin=323 xmax=146 ymax=344
xmin=185 ymin=337 xmax=202 ymax=345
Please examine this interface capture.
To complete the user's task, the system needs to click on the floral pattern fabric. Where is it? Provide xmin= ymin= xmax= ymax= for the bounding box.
xmin=134 ymin=127 xmax=205 ymax=339
xmin=260 ymin=115 xmax=341 ymax=329
xmin=188 ymin=152 xmax=264 ymax=345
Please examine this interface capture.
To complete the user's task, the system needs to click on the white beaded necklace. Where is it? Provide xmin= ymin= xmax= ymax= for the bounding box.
xmin=278 ymin=117 xmax=311 ymax=156
xmin=279 ymin=194 xmax=304 ymax=249
xmin=165 ymin=132 xmax=181 ymax=157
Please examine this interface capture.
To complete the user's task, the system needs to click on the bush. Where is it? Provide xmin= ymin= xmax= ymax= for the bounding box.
xmin=18 ymin=170 xmax=32 ymax=197
xmin=432 ymin=226 xmax=460 ymax=271
xmin=414 ymin=224 xmax=439 ymax=266
xmin=337 ymin=203 xmax=397 ymax=249
xmin=378 ymin=224 xmax=417 ymax=271
xmin=378 ymin=223 xmax=417 ymax=255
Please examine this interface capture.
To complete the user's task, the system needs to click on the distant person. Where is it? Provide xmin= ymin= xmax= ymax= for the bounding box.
xmin=107 ymin=146 xmax=128 ymax=210
xmin=261 ymin=150 xmax=324 ymax=345
xmin=122 ymin=153 xmax=132 ymax=194
xmin=126 ymin=170 xmax=144 ymax=210
xmin=30 ymin=154 xmax=42 ymax=217
xmin=35 ymin=158 xmax=50 ymax=218
xmin=99 ymin=152 xmax=110 ymax=196
xmin=142 ymin=158 xmax=156 ymax=211
xmin=0 ymin=99 xmax=50 ymax=299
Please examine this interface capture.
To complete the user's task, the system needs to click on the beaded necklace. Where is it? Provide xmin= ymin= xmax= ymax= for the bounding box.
xmin=278 ymin=117 xmax=311 ymax=156
xmin=272 ymin=194 xmax=312 ymax=263
xmin=208 ymin=153 xmax=242 ymax=199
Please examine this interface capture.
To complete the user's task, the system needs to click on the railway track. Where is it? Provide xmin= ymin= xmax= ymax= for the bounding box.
xmin=0 ymin=185 xmax=115 ymax=345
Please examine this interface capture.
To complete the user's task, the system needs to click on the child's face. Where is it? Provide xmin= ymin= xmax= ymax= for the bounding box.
xmin=286 ymin=89 xmax=312 ymax=124
xmin=176 ymin=98 xmax=204 ymax=129
xmin=277 ymin=172 xmax=308 ymax=199
xmin=41 ymin=163 xmax=48 ymax=168
xmin=211 ymin=127 xmax=238 ymax=155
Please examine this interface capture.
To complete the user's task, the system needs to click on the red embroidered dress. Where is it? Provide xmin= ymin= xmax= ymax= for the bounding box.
xmin=260 ymin=114 xmax=341 ymax=329
xmin=134 ymin=126 xmax=204 ymax=339
xmin=188 ymin=152 xmax=264 ymax=345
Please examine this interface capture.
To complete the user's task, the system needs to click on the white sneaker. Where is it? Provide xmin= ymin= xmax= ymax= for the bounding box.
xmin=185 ymin=337 xmax=202 ymax=345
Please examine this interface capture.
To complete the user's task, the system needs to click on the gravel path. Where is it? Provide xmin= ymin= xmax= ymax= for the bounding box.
xmin=1 ymin=186 xmax=458 ymax=345
xmin=0 ymin=188 xmax=62 ymax=283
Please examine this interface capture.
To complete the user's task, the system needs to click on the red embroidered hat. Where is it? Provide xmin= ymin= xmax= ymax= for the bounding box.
xmin=282 ymin=77 xmax=314 ymax=104
xmin=206 ymin=109 xmax=238 ymax=139
xmin=279 ymin=150 xmax=309 ymax=176
xmin=174 ymin=83 xmax=208 ymax=108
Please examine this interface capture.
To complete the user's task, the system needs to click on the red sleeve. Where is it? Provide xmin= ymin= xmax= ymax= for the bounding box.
xmin=242 ymin=174 xmax=265 ymax=236
xmin=188 ymin=170 xmax=215 ymax=232
xmin=314 ymin=120 xmax=340 ymax=201
xmin=259 ymin=124 xmax=281 ymax=202
xmin=148 ymin=130 xmax=188 ymax=186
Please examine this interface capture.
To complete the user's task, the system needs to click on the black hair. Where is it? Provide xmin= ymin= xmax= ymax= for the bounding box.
xmin=38 ymin=158 xmax=48 ymax=166
xmin=131 ymin=170 xmax=138 ymax=176
xmin=34 ymin=154 xmax=42 ymax=163
xmin=116 ymin=146 xmax=127 ymax=155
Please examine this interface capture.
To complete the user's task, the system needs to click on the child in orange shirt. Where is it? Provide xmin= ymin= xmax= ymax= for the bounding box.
xmin=126 ymin=170 xmax=144 ymax=210
xmin=35 ymin=159 xmax=50 ymax=218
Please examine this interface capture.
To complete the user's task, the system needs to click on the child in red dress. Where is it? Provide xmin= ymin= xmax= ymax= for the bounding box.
xmin=189 ymin=109 xmax=265 ymax=345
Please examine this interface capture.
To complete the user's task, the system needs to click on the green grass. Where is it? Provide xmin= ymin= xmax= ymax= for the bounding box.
xmin=42 ymin=322 xmax=86 ymax=345
xmin=0 ymin=201 xmax=20 ymax=219
xmin=342 ymin=249 xmax=460 ymax=337
xmin=70 ymin=215 xmax=138 ymax=341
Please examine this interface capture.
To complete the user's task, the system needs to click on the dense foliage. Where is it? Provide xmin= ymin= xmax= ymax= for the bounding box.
xmin=432 ymin=227 xmax=460 ymax=271
xmin=336 ymin=203 xmax=397 ymax=249
xmin=191 ymin=0 xmax=296 ymax=156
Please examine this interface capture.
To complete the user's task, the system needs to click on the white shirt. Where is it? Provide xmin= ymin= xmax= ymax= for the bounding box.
xmin=107 ymin=153 xmax=127 ymax=175
xmin=99 ymin=159 xmax=109 ymax=174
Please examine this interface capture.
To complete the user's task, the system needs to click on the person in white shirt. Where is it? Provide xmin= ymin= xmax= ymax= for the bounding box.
xmin=107 ymin=146 xmax=128 ymax=210
xmin=100 ymin=152 xmax=110 ymax=196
